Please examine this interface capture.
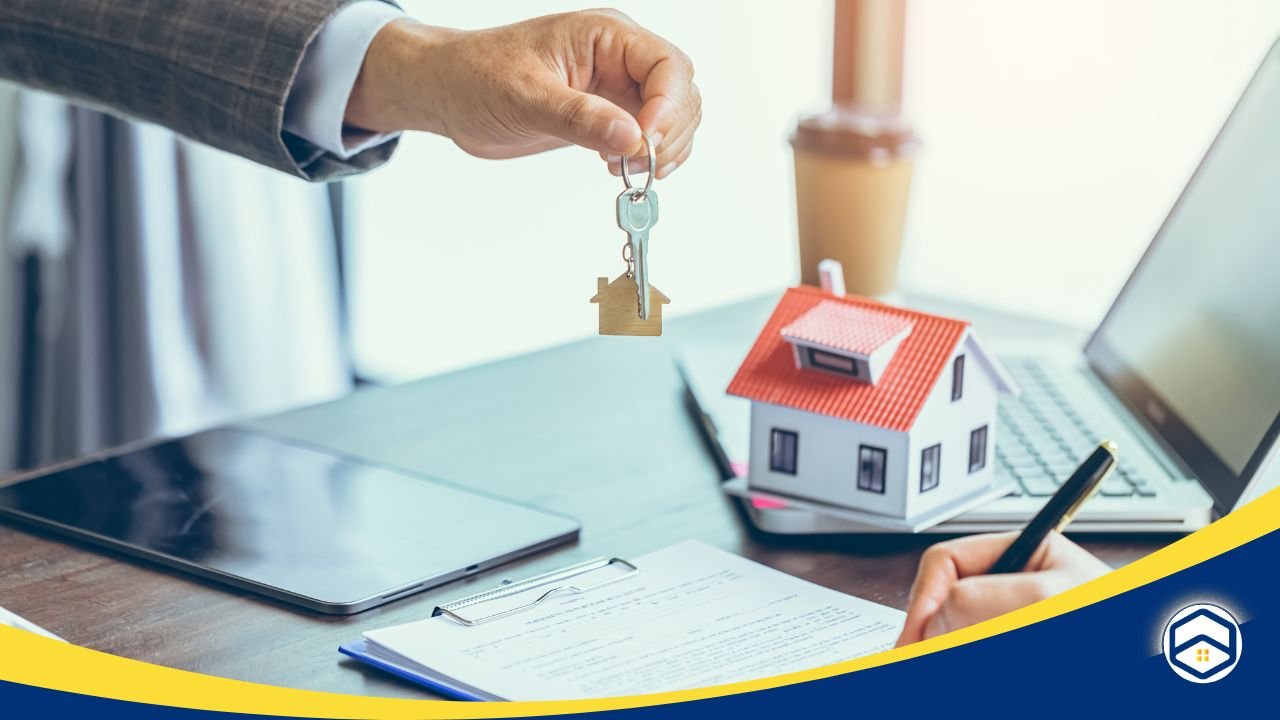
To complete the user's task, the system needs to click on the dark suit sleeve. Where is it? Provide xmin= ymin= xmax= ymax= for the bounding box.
xmin=0 ymin=0 xmax=398 ymax=181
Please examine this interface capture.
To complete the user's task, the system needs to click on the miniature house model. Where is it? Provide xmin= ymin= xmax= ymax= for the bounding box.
xmin=727 ymin=280 xmax=1019 ymax=526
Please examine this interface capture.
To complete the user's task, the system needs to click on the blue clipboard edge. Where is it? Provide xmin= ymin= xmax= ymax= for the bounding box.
xmin=338 ymin=639 xmax=485 ymax=701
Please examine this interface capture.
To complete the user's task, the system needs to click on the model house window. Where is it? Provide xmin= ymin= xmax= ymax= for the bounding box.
xmin=769 ymin=429 xmax=798 ymax=475
xmin=920 ymin=444 xmax=941 ymax=492
xmin=807 ymin=347 xmax=859 ymax=377
xmin=857 ymin=445 xmax=887 ymax=493
xmin=952 ymin=355 xmax=965 ymax=401
xmin=969 ymin=425 xmax=988 ymax=473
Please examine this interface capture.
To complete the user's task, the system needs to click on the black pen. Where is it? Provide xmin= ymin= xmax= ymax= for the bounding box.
xmin=987 ymin=440 xmax=1118 ymax=574
xmin=674 ymin=359 xmax=736 ymax=481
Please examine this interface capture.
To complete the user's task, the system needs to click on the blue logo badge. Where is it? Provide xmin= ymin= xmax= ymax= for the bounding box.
xmin=1162 ymin=603 xmax=1242 ymax=683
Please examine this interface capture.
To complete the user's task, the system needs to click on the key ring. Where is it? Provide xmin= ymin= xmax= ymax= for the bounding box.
xmin=620 ymin=132 xmax=656 ymax=199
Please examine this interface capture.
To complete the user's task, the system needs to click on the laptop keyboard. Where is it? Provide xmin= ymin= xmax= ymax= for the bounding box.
xmin=996 ymin=359 xmax=1155 ymax=499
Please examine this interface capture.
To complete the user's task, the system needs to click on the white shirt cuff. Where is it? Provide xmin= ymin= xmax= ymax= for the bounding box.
xmin=284 ymin=0 xmax=404 ymax=159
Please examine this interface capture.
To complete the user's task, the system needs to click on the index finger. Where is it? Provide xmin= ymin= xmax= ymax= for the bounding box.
xmin=620 ymin=29 xmax=695 ymax=146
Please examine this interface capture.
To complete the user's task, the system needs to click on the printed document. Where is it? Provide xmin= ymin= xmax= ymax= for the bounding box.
xmin=361 ymin=540 xmax=904 ymax=700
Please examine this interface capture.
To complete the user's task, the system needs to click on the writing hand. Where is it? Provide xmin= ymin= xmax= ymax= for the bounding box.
xmin=895 ymin=531 xmax=1110 ymax=647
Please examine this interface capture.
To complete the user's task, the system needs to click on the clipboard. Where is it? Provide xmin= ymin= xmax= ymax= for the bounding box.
xmin=339 ymin=555 xmax=641 ymax=700
xmin=340 ymin=540 xmax=905 ymax=701
xmin=431 ymin=555 xmax=639 ymax=626
xmin=339 ymin=638 xmax=488 ymax=700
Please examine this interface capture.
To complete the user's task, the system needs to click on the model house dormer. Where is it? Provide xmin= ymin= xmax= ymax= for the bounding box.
xmin=781 ymin=301 xmax=913 ymax=384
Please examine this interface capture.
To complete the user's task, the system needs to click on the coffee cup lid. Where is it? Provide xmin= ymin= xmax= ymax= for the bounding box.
xmin=791 ymin=108 xmax=919 ymax=162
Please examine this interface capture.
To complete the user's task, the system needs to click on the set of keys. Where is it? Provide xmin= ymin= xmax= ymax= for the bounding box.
xmin=591 ymin=132 xmax=670 ymax=336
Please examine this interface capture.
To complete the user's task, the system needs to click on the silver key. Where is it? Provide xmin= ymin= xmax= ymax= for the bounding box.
xmin=616 ymin=186 xmax=659 ymax=319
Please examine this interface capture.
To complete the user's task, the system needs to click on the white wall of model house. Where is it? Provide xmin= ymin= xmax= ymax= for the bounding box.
xmin=749 ymin=401 xmax=910 ymax=516
xmin=747 ymin=332 xmax=1004 ymax=519
xmin=902 ymin=335 xmax=1002 ymax=518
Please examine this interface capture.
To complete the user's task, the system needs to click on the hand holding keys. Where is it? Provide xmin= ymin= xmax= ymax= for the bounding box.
xmin=592 ymin=132 xmax=671 ymax=336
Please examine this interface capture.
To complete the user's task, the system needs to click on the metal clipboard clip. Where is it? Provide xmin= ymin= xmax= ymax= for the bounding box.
xmin=432 ymin=557 xmax=640 ymax=626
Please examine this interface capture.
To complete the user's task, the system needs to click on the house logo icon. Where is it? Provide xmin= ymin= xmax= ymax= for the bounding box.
xmin=1161 ymin=603 xmax=1242 ymax=683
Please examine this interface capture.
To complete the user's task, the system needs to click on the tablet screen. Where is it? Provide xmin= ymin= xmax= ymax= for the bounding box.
xmin=0 ymin=429 xmax=577 ymax=612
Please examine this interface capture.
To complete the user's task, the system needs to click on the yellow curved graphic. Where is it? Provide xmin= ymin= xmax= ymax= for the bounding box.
xmin=1 ymin=485 xmax=1275 ymax=718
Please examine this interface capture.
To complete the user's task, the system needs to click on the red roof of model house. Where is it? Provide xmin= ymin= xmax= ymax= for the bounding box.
xmin=728 ymin=285 xmax=1013 ymax=432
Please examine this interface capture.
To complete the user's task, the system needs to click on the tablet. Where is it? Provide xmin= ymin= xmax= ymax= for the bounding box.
xmin=0 ymin=428 xmax=579 ymax=614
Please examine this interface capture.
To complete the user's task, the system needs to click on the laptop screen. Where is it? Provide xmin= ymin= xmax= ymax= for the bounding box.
xmin=1086 ymin=40 xmax=1280 ymax=511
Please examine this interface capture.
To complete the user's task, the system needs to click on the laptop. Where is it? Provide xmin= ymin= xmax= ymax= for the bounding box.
xmin=684 ymin=38 xmax=1280 ymax=534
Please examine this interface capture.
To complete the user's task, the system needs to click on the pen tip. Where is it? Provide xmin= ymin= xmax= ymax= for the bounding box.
xmin=1102 ymin=439 xmax=1119 ymax=454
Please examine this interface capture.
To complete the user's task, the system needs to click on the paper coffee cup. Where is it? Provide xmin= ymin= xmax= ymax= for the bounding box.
xmin=791 ymin=110 xmax=918 ymax=296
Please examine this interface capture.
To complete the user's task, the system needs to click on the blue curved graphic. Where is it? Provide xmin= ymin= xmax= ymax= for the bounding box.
xmin=3 ymin=528 xmax=1279 ymax=718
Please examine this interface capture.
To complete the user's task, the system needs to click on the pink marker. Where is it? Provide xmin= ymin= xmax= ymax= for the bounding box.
xmin=751 ymin=495 xmax=790 ymax=510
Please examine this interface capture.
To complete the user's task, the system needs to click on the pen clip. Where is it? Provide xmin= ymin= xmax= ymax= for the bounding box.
xmin=1053 ymin=440 xmax=1118 ymax=533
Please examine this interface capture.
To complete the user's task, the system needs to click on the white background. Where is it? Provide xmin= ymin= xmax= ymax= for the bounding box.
xmin=345 ymin=1 xmax=1280 ymax=382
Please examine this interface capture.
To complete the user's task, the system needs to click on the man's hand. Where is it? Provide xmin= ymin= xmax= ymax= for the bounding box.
xmin=346 ymin=10 xmax=701 ymax=178
xmin=895 ymin=531 xmax=1110 ymax=647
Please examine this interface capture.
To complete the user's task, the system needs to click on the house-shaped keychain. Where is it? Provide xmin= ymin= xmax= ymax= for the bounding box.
xmin=591 ymin=274 xmax=670 ymax=336
xmin=726 ymin=261 xmax=1021 ymax=532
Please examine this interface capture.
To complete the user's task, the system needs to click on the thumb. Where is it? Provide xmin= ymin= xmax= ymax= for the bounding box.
xmin=525 ymin=84 xmax=641 ymax=156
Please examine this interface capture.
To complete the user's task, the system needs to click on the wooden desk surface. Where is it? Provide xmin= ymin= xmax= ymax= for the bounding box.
xmin=0 ymin=293 xmax=1173 ymax=698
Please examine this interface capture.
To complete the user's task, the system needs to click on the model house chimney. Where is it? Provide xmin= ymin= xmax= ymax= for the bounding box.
xmin=818 ymin=259 xmax=847 ymax=296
